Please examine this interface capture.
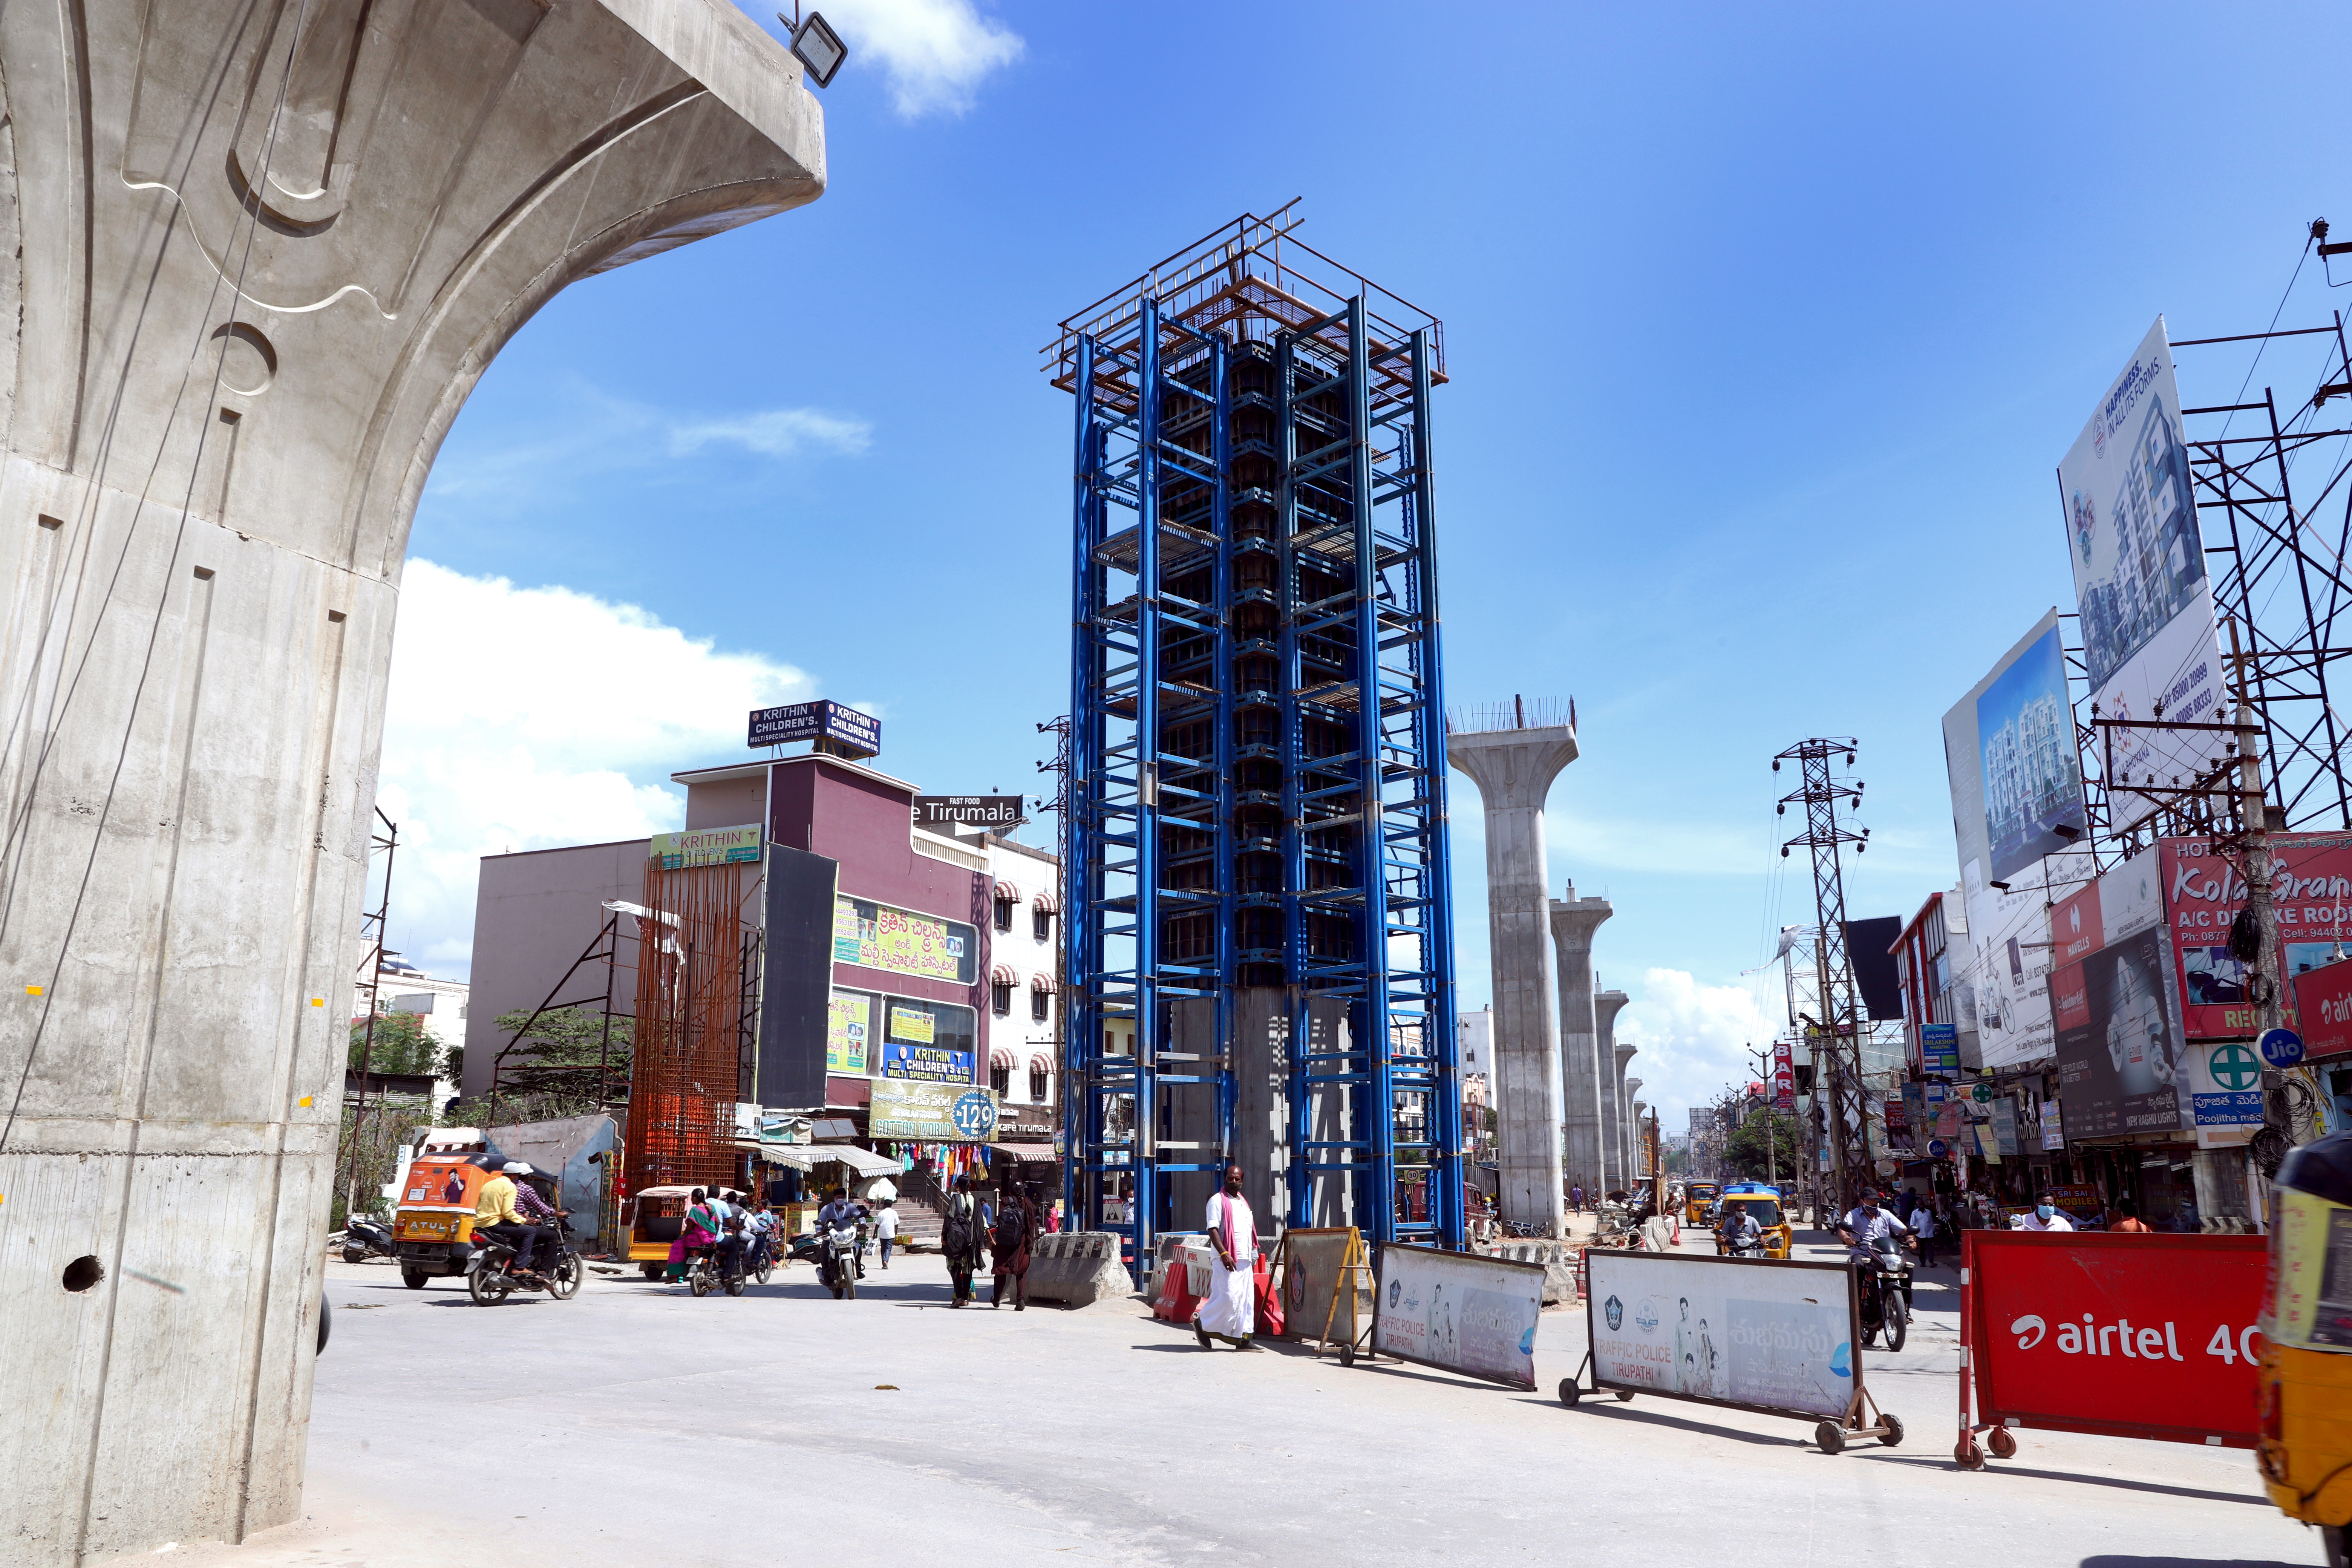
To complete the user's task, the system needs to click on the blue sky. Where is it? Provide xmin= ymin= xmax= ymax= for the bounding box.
xmin=385 ymin=0 xmax=2352 ymax=1127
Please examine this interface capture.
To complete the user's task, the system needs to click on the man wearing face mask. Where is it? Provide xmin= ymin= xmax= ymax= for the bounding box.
xmin=2010 ymin=1191 xmax=2076 ymax=1232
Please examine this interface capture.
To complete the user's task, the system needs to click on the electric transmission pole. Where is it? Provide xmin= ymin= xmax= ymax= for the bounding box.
xmin=1776 ymin=738 xmax=1872 ymax=1211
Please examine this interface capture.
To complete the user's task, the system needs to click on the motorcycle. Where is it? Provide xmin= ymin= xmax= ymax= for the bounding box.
xmin=681 ymin=1241 xmax=747 ymax=1298
xmin=1724 ymin=1228 xmax=1767 ymax=1259
xmin=463 ymin=1216 xmax=584 ymax=1306
xmin=338 ymin=1216 xmax=395 ymax=1265
xmin=816 ymin=1223 xmax=861 ymax=1300
xmin=1851 ymin=1240 xmax=1913 ymax=1351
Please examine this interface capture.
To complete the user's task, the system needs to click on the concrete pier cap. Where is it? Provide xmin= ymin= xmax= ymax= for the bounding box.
xmin=1449 ymin=721 xmax=1576 ymax=1236
xmin=0 ymin=5 xmax=824 ymax=1561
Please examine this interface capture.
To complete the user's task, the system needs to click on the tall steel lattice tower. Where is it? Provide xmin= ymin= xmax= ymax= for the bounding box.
xmin=1776 ymin=737 xmax=1873 ymax=1207
xmin=1047 ymin=206 xmax=1462 ymax=1271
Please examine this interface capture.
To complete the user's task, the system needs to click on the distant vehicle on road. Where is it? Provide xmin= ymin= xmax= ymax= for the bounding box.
xmin=1716 ymin=1183 xmax=1792 ymax=1259
xmin=1683 ymin=1182 xmax=1720 ymax=1227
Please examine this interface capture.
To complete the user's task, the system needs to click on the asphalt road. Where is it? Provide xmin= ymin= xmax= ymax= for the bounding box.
xmin=122 ymin=1230 xmax=2323 ymax=1568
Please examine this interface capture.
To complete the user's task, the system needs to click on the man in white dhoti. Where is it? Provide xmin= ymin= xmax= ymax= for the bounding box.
xmin=1195 ymin=1161 xmax=1260 ymax=1349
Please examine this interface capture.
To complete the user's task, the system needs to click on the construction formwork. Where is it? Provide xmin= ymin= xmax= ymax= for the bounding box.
xmin=1047 ymin=206 xmax=1462 ymax=1271
xmin=620 ymin=861 xmax=762 ymax=1197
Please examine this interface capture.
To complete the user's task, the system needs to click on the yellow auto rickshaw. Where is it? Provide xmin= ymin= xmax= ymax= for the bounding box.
xmin=1717 ymin=1182 xmax=1793 ymax=1259
xmin=390 ymin=1152 xmax=501 ymax=1289
xmin=1684 ymin=1181 xmax=1721 ymax=1227
xmin=2259 ymin=1130 xmax=2352 ymax=1567
xmin=622 ymin=1185 xmax=701 ymax=1280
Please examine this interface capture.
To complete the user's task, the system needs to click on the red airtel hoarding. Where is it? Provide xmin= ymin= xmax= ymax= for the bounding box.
xmin=1960 ymin=1230 xmax=2265 ymax=1450
xmin=2161 ymin=834 xmax=2352 ymax=1040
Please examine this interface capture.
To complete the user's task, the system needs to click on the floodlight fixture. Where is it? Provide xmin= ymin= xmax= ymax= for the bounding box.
xmin=783 ymin=9 xmax=847 ymax=87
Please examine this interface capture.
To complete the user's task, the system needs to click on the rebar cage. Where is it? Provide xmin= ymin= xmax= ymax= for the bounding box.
xmin=1051 ymin=210 xmax=1463 ymax=1272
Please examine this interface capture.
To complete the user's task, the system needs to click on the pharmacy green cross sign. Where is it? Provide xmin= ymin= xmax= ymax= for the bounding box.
xmin=2208 ymin=1041 xmax=2262 ymax=1092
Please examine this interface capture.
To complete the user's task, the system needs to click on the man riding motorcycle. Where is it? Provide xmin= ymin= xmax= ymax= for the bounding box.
xmin=1834 ymin=1188 xmax=1917 ymax=1302
xmin=817 ymin=1189 xmax=867 ymax=1279
xmin=473 ymin=1160 xmax=545 ymax=1283
xmin=1722 ymin=1206 xmax=1764 ymax=1256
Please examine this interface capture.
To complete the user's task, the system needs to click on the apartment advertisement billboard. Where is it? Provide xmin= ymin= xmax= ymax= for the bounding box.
xmin=2160 ymin=834 xmax=2352 ymax=1040
xmin=2049 ymin=926 xmax=2191 ymax=1139
xmin=2059 ymin=318 xmax=2226 ymax=830
xmin=1943 ymin=613 xmax=2096 ymax=1071
xmin=1976 ymin=618 xmax=2088 ymax=882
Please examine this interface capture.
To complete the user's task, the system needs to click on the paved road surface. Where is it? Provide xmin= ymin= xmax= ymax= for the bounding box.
xmin=119 ymin=1230 xmax=2321 ymax=1568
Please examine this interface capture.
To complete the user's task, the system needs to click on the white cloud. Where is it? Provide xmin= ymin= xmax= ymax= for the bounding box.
xmin=668 ymin=407 xmax=872 ymax=459
xmin=375 ymin=561 xmax=817 ymax=976
xmin=1615 ymin=967 xmax=1784 ymax=1130
xmin=814 ymin=0 xmax=1023 ymax=117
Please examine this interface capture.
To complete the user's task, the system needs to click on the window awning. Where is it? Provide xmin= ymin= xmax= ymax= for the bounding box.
xmin=1028 ymin=1052 xmax=1055 ymax=1075
xmin=1029 ymin=971 xmax=1057 ymax=994
xmin=990 ymin=961 xmax=1018 ymax=984
xmin=993 ymin=879 xmax=1020 ymax=901
xmin=1031 ymin=888 xmax=1058 ymax=913
xmin=989 ymin=1044 xmax=1018 ymax=1069
xmin=989 ymin=1143 xmax=1060 ymax=1163
xmin=765 ymin=1144 xmax=901 ymax=1178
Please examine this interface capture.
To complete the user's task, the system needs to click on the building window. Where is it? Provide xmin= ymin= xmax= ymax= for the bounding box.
xmin=991 ymin=1061 xmax=1011 ymax=1095
xmin=1029 ymin=1064 xmax=1049 ymax=1102
xmin=994 ymin=898 xmax=1014 ymax=932
xmin=991 ymin=982 xmax=1012 ymax=1016
xmin=1034 ymin=908 xmax=1052 ymax=943
xmin=1031 ymin=988 xmax=1050 ymax=1024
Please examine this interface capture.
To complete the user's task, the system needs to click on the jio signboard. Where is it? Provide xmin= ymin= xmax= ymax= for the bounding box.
xmin=1962 ymin=1230 xmax=2265 ymax=1447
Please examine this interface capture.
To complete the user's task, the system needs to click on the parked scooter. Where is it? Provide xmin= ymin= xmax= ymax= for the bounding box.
xmin=338 ymin=1216 xmax=396 ymax=1265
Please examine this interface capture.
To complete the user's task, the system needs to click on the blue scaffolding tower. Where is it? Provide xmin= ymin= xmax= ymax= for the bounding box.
xmin=1047 ymin=207 xmax=1462 ymax=1275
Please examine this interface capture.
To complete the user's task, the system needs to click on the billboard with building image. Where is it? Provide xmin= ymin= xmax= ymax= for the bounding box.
xmin=2058 ymin=318 xmax=2227 ymax=829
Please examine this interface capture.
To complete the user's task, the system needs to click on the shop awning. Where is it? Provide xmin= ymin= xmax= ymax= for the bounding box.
xmin=766 ymin=1144 xmax=902 ymax=1178
xmin=989 ymin=1143 xmax=1060 ymax=1164
xmin=1031 ymin=888 xmax=1058 ymax=913
xmin=1029 ymin=971 xmax=1057 ymax=993
xmin=993 ymin=879 xmax=1020 ymax=901
xmin=990 ymin=961 xmax=1018 ymax=984
xmin=990 ymin=1044 xmax=1018 ymax=1069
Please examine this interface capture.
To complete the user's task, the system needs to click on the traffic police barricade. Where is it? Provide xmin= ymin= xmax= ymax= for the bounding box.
xmin=1277 ymin=1227 xmax=1374 ymax=1362
xmin=1362 ymin=1244 xmax=1548 ymax=1389
xmin=1956 ymin=1228 xmax=2266 ymax=1470
xmin=1566 ymin=1249 xmax=1898 ymax=1454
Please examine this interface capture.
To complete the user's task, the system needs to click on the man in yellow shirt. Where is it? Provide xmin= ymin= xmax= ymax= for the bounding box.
xmin=473 ymin=1161 xmax=543 ymax=1278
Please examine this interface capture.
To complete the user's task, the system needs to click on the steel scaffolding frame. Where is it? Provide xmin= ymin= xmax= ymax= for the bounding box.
xmin=1052 ymin=210 xmax=1462 ymax=1272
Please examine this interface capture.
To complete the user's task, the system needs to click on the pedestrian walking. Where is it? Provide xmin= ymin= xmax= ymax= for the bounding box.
xmin=991 ymin=1184 xmax=1035 ymax=1310
xmin=943 ymin=1174 xmax=984 ymax=1307
xmin=1911 ymin=1196 xmax=1939 ymax=1268
xmin=1197 ymin=1161 xmax=1260 ymax=1348
xmin=873 ymin=1199 xmax=899 ymax=1269
xmin=1570 ymin=1183 xmax=1585 ymax=1215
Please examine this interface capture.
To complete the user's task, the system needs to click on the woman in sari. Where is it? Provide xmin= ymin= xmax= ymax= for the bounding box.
xmin=665 ymin=1187 xmax=721 ymax=1282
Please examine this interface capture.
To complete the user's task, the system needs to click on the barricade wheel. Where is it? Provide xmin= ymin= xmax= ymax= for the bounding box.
xmin=1955 ymin=1439 xmax=1983 ymax=1470
xmin=1614 ymin=1390 xmax=1634 ymax=1403
xmin=1339 ymin=1343 xmax=1356 ymax=1367
xmin=1879 ymin=1413 xmax=1903 ymax=1447
xmin=1559 ymin=1378 xmax=1579 ymax=1406
xmin=1987 ymin=1427 xmax=2017 ymax=1460
xmin=1816 ymin=1421 xmax=1845 ymax=1455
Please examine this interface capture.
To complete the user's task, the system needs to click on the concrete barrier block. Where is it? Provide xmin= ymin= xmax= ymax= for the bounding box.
xmin=1026 ymin=1231 xmax=1136 ymax=1308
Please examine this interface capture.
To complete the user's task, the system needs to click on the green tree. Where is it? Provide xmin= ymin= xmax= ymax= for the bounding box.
xmin=484 ymin=1005 xmax=632 ymax=1109
xmin=1724 ymin=1106 xmax=1806 ymax=1182
xmin=348 ymin=1011 xmax=441 ymax=1076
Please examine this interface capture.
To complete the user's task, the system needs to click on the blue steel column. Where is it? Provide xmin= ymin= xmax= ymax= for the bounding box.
xmin=1064 ymin=335 xmax=1098 ymax=1231
xmin=1210 ymin=335 xmax=1237 ymax=1160
xmin=1277 ymin=328 xmax=1311 ymax=1232
xmin=1133 ymin=298 xmax=1164 ymax=1256
xmin=1414 ymin=326 xmax=1464 ymax=1249
xmin=1348 ymin=299 xmax=1397 ymax=1245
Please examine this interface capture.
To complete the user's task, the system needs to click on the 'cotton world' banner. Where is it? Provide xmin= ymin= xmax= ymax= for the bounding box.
xmin=2059 ymin=318 xmax=2226 ymax=830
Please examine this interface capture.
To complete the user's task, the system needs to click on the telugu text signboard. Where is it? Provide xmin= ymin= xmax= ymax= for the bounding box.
xmin=833 ymin=896 xmax=977 ymax=986
xmin=1962 ymin=1230 xmax=2265 ymax=1448
xmin=2059 ymin=318 xmax=2227 ymax=831
xmin=1372 ymin=1245 xmax=1544 ymax=1389
xmin=2161 ymin=834 xmax=2352 ymax=1040
xmin=868 ymin=1077 xmax=998 ymax=1142
xmin=1586 ymin=1251 xmax=1859 ymax=1421
xmin=1921 ymin=1022 xmax=1960 ymax=1076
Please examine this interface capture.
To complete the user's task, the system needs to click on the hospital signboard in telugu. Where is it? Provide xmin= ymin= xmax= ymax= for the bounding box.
xmin=648 ymin=824 xmax=763 ymax=869
xmin=832 ymin=896 xmax=977 ymax=986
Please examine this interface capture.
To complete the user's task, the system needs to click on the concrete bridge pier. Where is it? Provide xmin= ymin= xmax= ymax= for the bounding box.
xmin=1594 ymin=988 xmax=1629 ymax=1192
xmin=0 ymin=6 xmax=824 ymax=1561
xmin=1547 ymin=884 xmax=1610 ymax=1205
xmin=1449 ymin=722 xmax=1577 ymax=1236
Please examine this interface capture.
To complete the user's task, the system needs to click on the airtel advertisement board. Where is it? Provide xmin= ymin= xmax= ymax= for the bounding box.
xmin=2160 ymin=834 xmax=2352 ymax=1040
xmin=1965 ymin=1230 xmax=2265 ymax=1447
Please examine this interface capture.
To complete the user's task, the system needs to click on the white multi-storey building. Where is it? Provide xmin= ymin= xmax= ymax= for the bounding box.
xmin=982 ymin=833 xmax=1061 ymax=1135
